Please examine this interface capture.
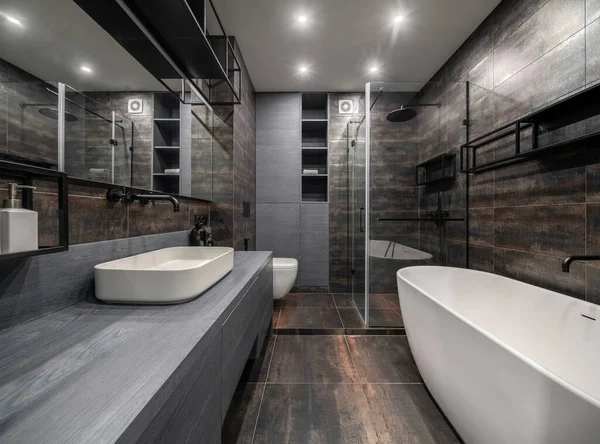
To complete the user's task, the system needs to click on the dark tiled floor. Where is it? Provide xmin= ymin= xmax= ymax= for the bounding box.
xmin=275 ymin=293 xmax=404 ymax=333
xmin=268 ymin=335 xmax=358 ymax=383
xmin=277 ymin=307 xmax=344 ymax=329
xmin=223 ymin=335 xmax=460 ymax=444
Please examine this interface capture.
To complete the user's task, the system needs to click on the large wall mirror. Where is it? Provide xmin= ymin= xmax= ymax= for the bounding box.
xmin=0 ymin=0 xmax=215 ymax=201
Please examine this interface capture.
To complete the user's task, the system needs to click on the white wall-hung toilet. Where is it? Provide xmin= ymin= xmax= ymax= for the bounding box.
xmin=273 ymin=258 xmax=298 ymax=300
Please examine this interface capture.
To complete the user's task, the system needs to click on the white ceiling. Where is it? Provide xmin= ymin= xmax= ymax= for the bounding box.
xmin=0 ymin=0 xmax=501 ymax=94
xmin=0 ymin=0 xmax=163 ymax=91
xmin=215 ymin=0 xmax=502 ymax=92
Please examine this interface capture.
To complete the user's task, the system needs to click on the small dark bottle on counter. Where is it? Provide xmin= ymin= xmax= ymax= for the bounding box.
xmin=190 ymin=215 xmax=207 ymax=246
xmin=206 ymin=227 xmax=213 ymax=246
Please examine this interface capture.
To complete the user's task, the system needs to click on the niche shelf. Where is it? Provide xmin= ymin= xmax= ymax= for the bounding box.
xmin=302 ymin=93 xmax=328 ymax=120
xmin=301 ymin=93 xmax=328 ymax=202
xmin=461 ymin=82 xmax=600 ymax=174
xmin=416 ymin=153 xmax=456 ymax=185
xmin=302 ymin=176 xmax=328 ymax=202
xmin=302 ymin=121 xmax=328 ymax=148
xmin=302 ymin=149 xmax=328 ymax=175
xmin=153 ymin=92 xmax=181 ymax=193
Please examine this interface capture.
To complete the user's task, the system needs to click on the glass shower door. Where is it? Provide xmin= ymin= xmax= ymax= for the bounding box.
xmin=349 ymin=120 xmax=367 ymax=323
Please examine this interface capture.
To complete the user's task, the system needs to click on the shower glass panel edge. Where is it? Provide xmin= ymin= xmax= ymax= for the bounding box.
xmin=364 ymin=82 xmax=371 ymax=327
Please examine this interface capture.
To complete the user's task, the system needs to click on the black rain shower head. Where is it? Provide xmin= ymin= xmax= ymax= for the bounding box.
xmin=386 ymin=103 xmax=441 ymax=123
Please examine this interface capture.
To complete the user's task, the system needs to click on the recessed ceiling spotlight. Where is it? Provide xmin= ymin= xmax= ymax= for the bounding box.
xmin=393 ymin=15 xmax=404 ymax=24
xmin=370 ymin=65 xmax=379 ymax=73
xmin=80 ymin=65 xmax=93 ymax=74
xmin=298 ymin=15 xmax=307 ymax=24
xmin=1 ymin=12 xmax=22 ymax=26
xmin=298 ymin=65 xmax=309 ymax=74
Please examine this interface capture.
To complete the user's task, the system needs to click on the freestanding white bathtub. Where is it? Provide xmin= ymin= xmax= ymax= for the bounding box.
xmin=397 ymin=266 xmax=600 ymax=444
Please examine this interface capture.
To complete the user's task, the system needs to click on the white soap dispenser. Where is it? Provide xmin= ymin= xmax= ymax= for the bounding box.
xmin=0 ymin=183 xmax=38 ymax=254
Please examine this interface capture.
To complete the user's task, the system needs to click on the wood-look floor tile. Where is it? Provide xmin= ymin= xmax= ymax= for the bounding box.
xmin=273 ymin=305 xmax=281 ymax=328
xmin=277 ymin=307 xmax=343 ymax=329
xmin=252 ymin=384 xmax=378 ymax=444
xmin=268 ymin=335 xmax=358 ymax=383
xmin=332 ymin=293 xmax=355 ymax=308
xmin=363 ymin=384 xmax=460 ymax=444
xmin=346 ymin=336 xmax=421 ymax=383
xmin=222 ymin=383 xmax=264 ymax=444
xmin=354 ymin=294 xmax=394 ymax=309
xmin=380 ymin=293 xmax=400 ymax=309
xmin=284 ymin=293 xmax=336 ymax=308
xmin=368 ymin=309 xmax=404 ymax=328
xmin=338 ymin=307 xmax=365 ymax=328
xmin=240 ymin=334 xmax=276 ymax=383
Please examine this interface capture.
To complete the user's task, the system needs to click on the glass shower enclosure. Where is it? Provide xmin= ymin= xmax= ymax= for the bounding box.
xmin=349 ymin=81 xmax=468 ymax=326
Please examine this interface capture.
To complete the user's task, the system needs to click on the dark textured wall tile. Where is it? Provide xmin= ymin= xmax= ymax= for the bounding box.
xmin=469 ymin=208 xmax=494 ymax=246
xmin=491 ymin=0 xmax=549 ymax=47
xmin=469 ymin=244 xmax=494 ymax=271
xmin=69 ymin=194 xmax=128 ymax=244
xmin=586 ymin=17 xmax=600 ymax=84
xmin=128 ymin=200 xmax=191 ymax=238
xmin=446 ymin=18 xmax=494 ymax=82
xmin=469 ymin=173 xmax=494 ymax=208
xmin=493 ymin=0 xmax=584 ymax=88
xmin=494 ymin=205 xmax=585 ymax=256
xmin=494 ymin=248 xmax=585 ymax=298
xmin=586 ymin=203 xmax=600 ymax=251
xmin=493 ymin=152 xmax=586 ymax=206
xmin=530 ymin=29 xmax=586 ymax=110
xmin=585 ymin=262 xmax=600 ymax=303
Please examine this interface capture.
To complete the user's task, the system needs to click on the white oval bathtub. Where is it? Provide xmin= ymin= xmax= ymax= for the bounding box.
xmin=397 ymin=266 xmax=600 ymax=444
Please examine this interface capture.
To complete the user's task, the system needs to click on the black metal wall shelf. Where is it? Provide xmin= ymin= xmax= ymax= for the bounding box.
xmin=74 ymin=0 xmax=241 ymax=105
xmin=461 ymin=82 xmax=600 ymax=174
xmin=0 ymin=161 xmax=69 ymax=261
xmin=416 ymin=153 xmax=456 ymax=185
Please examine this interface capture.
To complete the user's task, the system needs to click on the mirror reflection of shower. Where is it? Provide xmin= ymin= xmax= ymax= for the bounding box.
xmin=20 ymin=84 xmax=133 ymax=185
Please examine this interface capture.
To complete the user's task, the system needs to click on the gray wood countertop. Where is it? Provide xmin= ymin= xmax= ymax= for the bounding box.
xmin=0 ymin=251 xmax=272 ymax=444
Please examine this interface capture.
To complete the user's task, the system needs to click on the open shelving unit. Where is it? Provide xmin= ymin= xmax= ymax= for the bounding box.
xmin=301 ymin=93 xmax=328 ymax=202
xmin=153 ymin=93 xmax=181 ymax=194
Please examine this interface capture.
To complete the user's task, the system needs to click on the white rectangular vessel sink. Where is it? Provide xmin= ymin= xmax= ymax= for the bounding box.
xmin=95 ymin=247 xmax=234 ymax=304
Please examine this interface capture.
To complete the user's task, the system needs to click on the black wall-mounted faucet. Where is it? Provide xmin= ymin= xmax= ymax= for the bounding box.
xmin=106 ymin=188 xmax=180 ymax=213
xmin=562 ymin=255 xmax=600 ymax=272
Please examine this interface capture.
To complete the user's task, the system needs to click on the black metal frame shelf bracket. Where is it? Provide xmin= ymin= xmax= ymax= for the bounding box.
xmin=0 ymin=160 xmax=69 ymax=261
xmin=461 ymin=80 xmax=600 ymax=174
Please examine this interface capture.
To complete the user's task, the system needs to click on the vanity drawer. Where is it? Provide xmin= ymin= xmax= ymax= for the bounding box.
xmin=255 ymin=296 xmax=273 ymax=358
xmin=222 ymin=279 xmax=259 ymax=354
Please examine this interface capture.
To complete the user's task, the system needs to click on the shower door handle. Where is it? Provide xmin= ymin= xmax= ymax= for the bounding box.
xmin=360 ymin=207 xmax=365 ymax=233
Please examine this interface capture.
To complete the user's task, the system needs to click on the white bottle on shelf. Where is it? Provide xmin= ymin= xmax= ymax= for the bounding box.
xmin=0 ymin=183 xmax=38 ymax=254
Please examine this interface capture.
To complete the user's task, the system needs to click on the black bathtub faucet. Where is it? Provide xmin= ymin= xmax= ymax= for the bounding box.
xmin=562 ymin=255 xmax=600 ymax=272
